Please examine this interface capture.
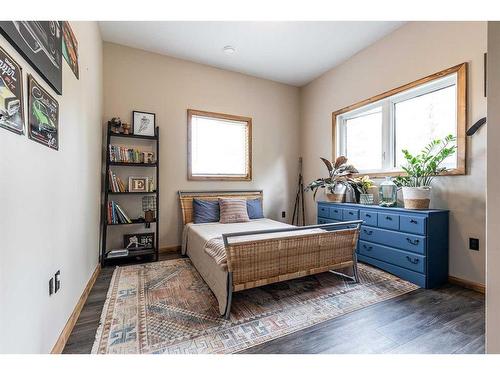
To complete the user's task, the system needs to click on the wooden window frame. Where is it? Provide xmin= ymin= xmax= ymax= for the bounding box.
xmin=187 ymin=109 xmax=252 ymax=181
xmin=332 ymin=63 xmax=468 ymax=177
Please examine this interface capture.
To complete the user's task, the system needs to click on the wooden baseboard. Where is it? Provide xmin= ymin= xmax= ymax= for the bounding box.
xmin=50 ymin=264 xmax=101 ymax=354
xmin=448 ymin=276 xmax=485 ymax=294
xmin=159 ymin=245 xmax=181 ymax=254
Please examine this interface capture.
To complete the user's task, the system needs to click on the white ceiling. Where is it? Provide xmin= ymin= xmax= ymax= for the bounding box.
xmin=99 ymin=21 xmax=405 ymax=87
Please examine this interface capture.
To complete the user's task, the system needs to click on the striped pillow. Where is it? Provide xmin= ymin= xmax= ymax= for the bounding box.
xmin=219 ymin=198 xmax=250 ymax=224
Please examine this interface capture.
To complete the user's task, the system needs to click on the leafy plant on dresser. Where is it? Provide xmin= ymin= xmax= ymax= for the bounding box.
xmin=395 ymin=134 xmax=457 ymax=209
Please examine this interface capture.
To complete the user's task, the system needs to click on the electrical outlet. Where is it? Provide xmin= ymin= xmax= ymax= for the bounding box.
xmin=469 ymin=238 xmax=479 ymax=251
xmin=281 ymin=211 xmax=286 ymax=218
xmin=49 ymin=278 xmax=54 ymax=296
xmin=55 ymin=270 xmax=61 ymax=293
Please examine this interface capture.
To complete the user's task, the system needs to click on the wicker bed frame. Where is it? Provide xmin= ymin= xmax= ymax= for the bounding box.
xmin=179 ymin=190 xmax=362 ymax=319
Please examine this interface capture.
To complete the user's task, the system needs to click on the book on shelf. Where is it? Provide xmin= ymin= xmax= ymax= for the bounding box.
xmin=109 ymin=145 xmax=155 ymax=164
xmin=108 ymin=170 xmax=127 ymax=192
xmin=107 ymin=201 xmax=133 ymax=224
xmin=106 ymin=249 xmax=129 ymax=258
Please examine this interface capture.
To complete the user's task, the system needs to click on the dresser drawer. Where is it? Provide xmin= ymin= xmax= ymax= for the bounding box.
xmin=330 ymin=207 xmax=342 ymax=220
xmin=318 ymin=204 xmax=330 ymax=218
xmin=358 ymin=240 xmax=425 ymax=274
xmin=359 ymin=226 xmax=426 ymax=255
xmin=400 ymin=215 xmax=427 ymax=235
xmin=360 ymin=210 xmax=377 ymax=226
xmin=342 ymin=208 xmax=359 ymax=220
xmin=378 ymin=212 xmax=399 ymax=230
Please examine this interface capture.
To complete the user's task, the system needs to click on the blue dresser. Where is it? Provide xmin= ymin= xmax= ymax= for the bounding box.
xmin=317 ymin=202 xmax=449 ymax=288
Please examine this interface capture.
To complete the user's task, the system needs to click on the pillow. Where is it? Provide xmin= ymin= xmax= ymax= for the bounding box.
xmin=247 ymin=198 xmax=264 ymax=219
xmin=219 ymin=198 xmax=250 ymax=224
xmin=193 ymin=199 xmax=220 ymax=224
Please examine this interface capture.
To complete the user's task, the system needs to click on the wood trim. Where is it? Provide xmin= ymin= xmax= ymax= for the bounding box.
xmin=159 ymin=245 xmax=181 ymax=254
xmin=448 ymin=276 xmax=485 ymax=294
xmin=187 ymin=109 xmax=252 ymax=181
xmin=332 ymin=63 xmax=468 ymax=176
xmin=50 ymin=264 xmax=101 ymax=354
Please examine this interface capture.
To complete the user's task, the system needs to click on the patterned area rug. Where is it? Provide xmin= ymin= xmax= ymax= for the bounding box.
xmin=92 ymin=258 xmax=418 ymax=354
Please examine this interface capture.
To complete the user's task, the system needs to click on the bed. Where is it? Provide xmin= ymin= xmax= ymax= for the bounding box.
xmin=179 ymin=190 xmax=362 ymax=318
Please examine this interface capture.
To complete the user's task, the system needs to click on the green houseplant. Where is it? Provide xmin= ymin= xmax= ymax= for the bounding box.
xmin=305 ymin=156 xmax=360 ymax=202
xmin=395 ymin=134 xmax=457 ymax=209
xmin=353 ymin=175 xmax=375 ymax=204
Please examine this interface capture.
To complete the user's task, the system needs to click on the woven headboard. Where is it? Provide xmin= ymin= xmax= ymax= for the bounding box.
xmin=178 ymin=190 xmax=263 ymax=225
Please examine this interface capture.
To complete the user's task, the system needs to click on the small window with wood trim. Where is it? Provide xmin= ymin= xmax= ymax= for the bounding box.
xmin=187 ymin=109 xmax=252 ymax=180
xmin=333 ymin=63 xmax=467 ymax=176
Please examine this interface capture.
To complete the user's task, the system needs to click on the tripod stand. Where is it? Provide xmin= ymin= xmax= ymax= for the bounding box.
xmin=291 ymin=157 xmax=306 ymax=226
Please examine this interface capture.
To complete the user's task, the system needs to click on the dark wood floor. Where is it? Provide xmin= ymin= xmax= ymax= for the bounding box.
xmin=63 ymin=253 xmax=485 ymax=354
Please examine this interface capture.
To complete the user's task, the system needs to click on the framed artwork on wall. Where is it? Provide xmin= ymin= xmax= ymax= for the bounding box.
xmin=133 ymin=110 xmax=155 ymax=136
xmin=0 ymin=21 xmax=63 ymax=94
xmin=28 ymin=74 xmax=59 ymax=150
xmin=62 ymin=21 xmax=79 ymax=79
xmin=0 ymin=46 xmax=24 ymax=135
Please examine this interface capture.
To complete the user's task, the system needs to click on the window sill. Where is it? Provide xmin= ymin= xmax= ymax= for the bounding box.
xmin=354 ymin=167 xmax=465 ymax=178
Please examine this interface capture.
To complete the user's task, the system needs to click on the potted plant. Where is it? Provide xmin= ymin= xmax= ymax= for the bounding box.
xmin=395 ymin=134 xmax=457 ymax=209
xmin=354 ymin=175 xmax=375 ymax=204
xmin=306 ymin=156 xmax=359 ymax=202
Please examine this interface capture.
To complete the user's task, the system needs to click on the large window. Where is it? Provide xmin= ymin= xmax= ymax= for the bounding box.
xmin=333 ymin=63 xmax=466 ymax=175
xmin=188 ymin=109 xmax=252 ymax=180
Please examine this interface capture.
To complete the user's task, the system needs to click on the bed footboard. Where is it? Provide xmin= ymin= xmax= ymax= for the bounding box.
xmin=221 ymin=221 xmax=362 ymax=318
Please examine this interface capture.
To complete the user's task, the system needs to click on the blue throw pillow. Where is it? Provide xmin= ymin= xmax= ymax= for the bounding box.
xmin=247 ymin=198 xmax=264 ymax=219
xmin=193 ymin=199 xmax=220 ymax=224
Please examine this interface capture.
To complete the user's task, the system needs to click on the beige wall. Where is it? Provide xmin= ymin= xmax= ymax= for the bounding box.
xmin=103 ymin=42 xmax=301 ymax=249
xmin=486 ymin=21 xmax=500 ymax=354
xmin=0 ymin=22 xmax=103 ymax=353
xmin=300 ymin=21 xmax=487 ymax=284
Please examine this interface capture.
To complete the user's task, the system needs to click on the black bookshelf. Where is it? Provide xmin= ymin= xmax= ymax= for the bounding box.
xmin=100 ymin=125 xmax=160 ymax=266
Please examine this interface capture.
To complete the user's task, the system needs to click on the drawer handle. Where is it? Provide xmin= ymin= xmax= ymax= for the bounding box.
xmin=334 ymin=209 xmax=338 ymax=213
xmin=410 ymin=219 xmax=418 ymax=224
xmin=363 ymin=244 xmax=373 ymax=251
xmin=406 ymin=256 xmax=420 ymax=264
xmin=363 ymin=229 xmax=373 ymax=235
xmin=385 ymin=216 xmax=393 ymax=221
xmin=365 ymin=214 xmax=372 ymax=218
xmin=349 ymin=212 xmax=354 ymax=215
xmin=406 ymin=238 xmax=420 ymax=246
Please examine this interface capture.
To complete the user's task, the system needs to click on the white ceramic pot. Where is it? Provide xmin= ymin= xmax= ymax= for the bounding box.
xmin=402 ymin=186 xmax=431 ymax=209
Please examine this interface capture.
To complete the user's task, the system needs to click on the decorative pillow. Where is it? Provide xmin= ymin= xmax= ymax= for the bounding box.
xmin=219 ymin=198 xmax=250 ymax=224
xmin=193 ymin=199 xmax=220 ymax=224
xmin=247 ymin=198 xmax=264 ymax=219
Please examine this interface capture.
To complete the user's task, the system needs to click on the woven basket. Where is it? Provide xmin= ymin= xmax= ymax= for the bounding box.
xmin=326 ymin=193 xmax=346 ymax=202
xmin=402 ymin=187 xmax=431 ymax=209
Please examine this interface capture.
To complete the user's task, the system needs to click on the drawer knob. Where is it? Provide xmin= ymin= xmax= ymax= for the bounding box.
xmin=349 ymin=212 xmax=354 ymax=215
xmin=365 ymin=214 xmax=371 ymax=218
xmin=363 ymin=244 xmax=373 ymax=251
xmin=406 ymin=238 xmax=420 ymax=245
xmin=410 ymin=219 xmax=418 ymax=224
xmin=363 ymin=229 xmax=373 ymax=235
xmin=385 ymin=216 xmax=393 ymax=221
xmin=334 ymin=210 xmax=338 ymax=213
xmin=406 ymin=256 xmax=420 ymax=264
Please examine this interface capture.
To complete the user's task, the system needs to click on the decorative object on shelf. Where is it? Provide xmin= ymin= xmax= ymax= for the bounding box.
xmin=143 ymin=151 xmax=155 ymax=163
xmin=121 ymin=122 xmax=131 ymax=134
xmin=0 ymin=21 xmax=62 ymax=94
xmin=305 ymin=156 xmax=359 ymax=203
xmin=354 ymin=176 xmax=375 ymax=205
xmin=62 ymin=21 xmax=79 ymax=79
xmin=379 ymin=177 xmax=397 ymax=207
xmin=106 ymin=249 xmax=129 ymax=259
xmin=27 ymin=74 xmax=59 ymax=150
xmin=142 ymin=196 xmax=157 ymax=226
xmin=395 ymin=135 xmax=457 ymax=209
xmin=108 ymin=117 xmax=122 ymax=134
xmin=133 ymin=110 xmax=155 ymax=136
xmin=124 ymin=233 xmax=154 ymax=250
xmin=129 ymin=176 xmax=149 ymax=192
xmin=0 ymin=46 xmax=24 ymax=135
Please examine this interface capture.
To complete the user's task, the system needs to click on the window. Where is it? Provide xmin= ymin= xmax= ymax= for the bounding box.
xmin=188 ymin=109 xmax=252 ymax=180
xmin=333 ymin=63 xmax=466 ymax=175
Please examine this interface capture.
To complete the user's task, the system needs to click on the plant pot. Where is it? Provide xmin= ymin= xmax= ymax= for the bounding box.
xmin=359 ymin=193 xmax=374 ymax=205
xmin=326 ymin=193 xmax=345 ymax=202
xmin=402 ymin=187 xmax=431 ymax=209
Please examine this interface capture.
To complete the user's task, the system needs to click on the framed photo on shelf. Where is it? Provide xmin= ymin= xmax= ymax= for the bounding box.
xmin=133 ymin=110 xmax=155 ymax=136
xmin=129 ymin=176 xmax=149 ymax=192
xmin=123 ymin=233 xmax=154 ymax=250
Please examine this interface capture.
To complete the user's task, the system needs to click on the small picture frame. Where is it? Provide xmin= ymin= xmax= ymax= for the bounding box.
xmin=133 ymin=110 xmax=155 ymax=136
xmin=123 ymin=233 xmax=155 ymax=250
xmin=143 ymin=151 xmax=155 ymax=164
xmin=129 ymin=176 xmax=149 ymax=192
